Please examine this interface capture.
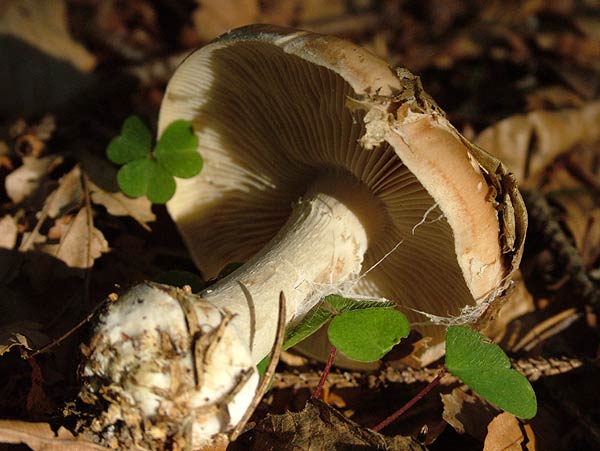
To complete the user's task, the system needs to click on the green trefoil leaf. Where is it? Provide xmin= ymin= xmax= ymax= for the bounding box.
xmin=445 ymin=326 xmax=537 ymax=419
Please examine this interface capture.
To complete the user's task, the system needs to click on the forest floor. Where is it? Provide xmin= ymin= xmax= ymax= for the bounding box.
xmin=1 ymin=1 xmax=599 ymax=450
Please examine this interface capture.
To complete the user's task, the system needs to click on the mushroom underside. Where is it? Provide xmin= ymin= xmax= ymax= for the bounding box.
xmin=160 ymin=39 xmax=495 ymax=353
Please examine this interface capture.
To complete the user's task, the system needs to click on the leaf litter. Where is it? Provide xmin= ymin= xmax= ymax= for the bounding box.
xmin=1 ymin=1 xmax=600 ymax=450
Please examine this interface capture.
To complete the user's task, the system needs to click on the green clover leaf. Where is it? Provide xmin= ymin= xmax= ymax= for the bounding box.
xmin=328 ymin=308 xmax=410 ymax=362
xmin=107 ymin=116 xmax=152 ymax=164
xmin=154 ymin=120 xmax=202 ymax=178
xmin=445 ymin=326 xmax=537 ymax=419
xmin=282 ymin=295 xmax=404 ymax=363
xmin=107 ymin=116 xmax=203 ymax=204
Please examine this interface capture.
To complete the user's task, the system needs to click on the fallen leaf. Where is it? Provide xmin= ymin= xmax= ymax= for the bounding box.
xmin=481 ymin=271 xmax=536 ymax=345
xmin=541 ymin=151 xmax=600 ymax=260
xmin=5 ymin=156 xmax=63 ymax=204
xmin=0 ymin=420 xmax=110 ymax=450
xmin=0 ymin=215 xmax=18 ymax=249
xmin=192 ymin=0 xmax=259 ymax=42
xmin=45 ymin=166 xmax=84 ymax=219
xmin=0 ymin=0 xmax=96 ymax=115
xmin=0 ymin=321 xmax=50 ymax=356
xmin=441 ymin=385 xmax=497 ymax=442
xmin=0 ymin=332 xmax=31 ymax=356
xmin=483 ymin=412 xmax=536 ymax=451
xmin=0 ymin=0 xmax=95 ymax=71
xmin=88 ymin=179 xmax=155 ymax=229
xmin=251 ymin=398 xmax=427 ymax=451
xmin=475 ymin=101 xmax=600 ymax=185
xmin=296 ymin=0 xmax=345 ymax=23
xmin=38 ymin=208 xmax=109 ymax=270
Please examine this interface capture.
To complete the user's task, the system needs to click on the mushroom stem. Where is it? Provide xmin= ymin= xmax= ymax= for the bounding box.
xmin=201 ymin=174 xmax=378 ymax=363
xmin=78 ymin=175 xmax=379 ymax=448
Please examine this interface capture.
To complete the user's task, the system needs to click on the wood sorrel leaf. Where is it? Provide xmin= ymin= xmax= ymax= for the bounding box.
xmin=324 ymin=294 xmax=396 ymax=312
xmin=107 ymin=115 xmax=152 ymax=164
xmin=283 ymin=306 xmax=332 ymax=351
xmin=282 ymin=296 xmax=397 ymax=352
xmin=328 ymin=308 xmax=410 ymax=362
xmin=116 ymin=158 xmax=153 ymax=198
xmin=145 ymin=163 xmax=176 ymax=204
xmin=445 ymin=326 xmax=537 ymax=419
xmin=154 ymin=120 xmax=202 ymax=178
xmin=117 ymin=158 xmax=176 ymax=204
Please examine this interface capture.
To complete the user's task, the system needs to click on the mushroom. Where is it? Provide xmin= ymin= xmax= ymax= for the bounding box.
xmin=79 ymin=25 xmax=526 ymax=449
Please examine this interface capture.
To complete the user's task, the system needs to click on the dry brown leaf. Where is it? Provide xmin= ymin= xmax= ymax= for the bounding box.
xmin=38 ymin=208 xmax=109 ymax=269
xmin=0 ymin=420 xmax=110 ymax=451
xmin=252 ymin=398 xmax=427 ymax=451
xmin=193 ymin=0 xmax=259 ymax=42
xmin=0 ymin=332 xmax=30 ymax=356
xmin=0 ymin=0 xmax=95 ymax=72
xmin=297 ymin=0 xmax=345 ymax=23
xmin=540 ymin=152 xmax=600 ymax=259
xmin=0 ymin=215 xmax=18 ymax=249
xmin=482 ymin=271 xmax=536 ymax=345
xmin=483 ymin=412 xmax=536 ymax=451
xmin=46 ymin=166 xmax=84 ymax=219
xmin=0 ymin=1 xmax=96 ymax=115
xmin=525 ymin=85 xmax=585 ymax=111
xmin=88 ymin=180 xmax=155 ymax=230
xmin=441 ymin=386 xmax=497 ymax=442
xmin=0 ymin=322 xmax=50 ymax=356
xmin=5 ymin=156 xmax=63 ymax=204
xmin=475 ymin=101 xmax=600 ymax=185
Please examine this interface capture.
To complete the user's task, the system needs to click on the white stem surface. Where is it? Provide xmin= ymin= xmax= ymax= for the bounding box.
xmin=79 ymin=177 xmax=377 ymax=448
xmin=202 ymin=177 xmax=373 ymax=362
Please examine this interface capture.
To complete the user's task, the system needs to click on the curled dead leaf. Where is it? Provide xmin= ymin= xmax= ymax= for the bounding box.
xmin=475 ymin=101 xmax=600 ymax=185
xmin=441 ymin=386 xmax=497 ymax=442
xmin=483 ymin=412 xmax=536 ymax=451
xmin=45 ymin=165 xmax=84 ymax=219
xmin=37 ymin=208 xmax=109 ymax=270
xmin=0 ymin=215 xmax=18 ymax=249
xmin=251 ymin=399 xmax=427 ymax=451
xmin=193 ymin=0 xmax=259 ymax=42
xmin=0 ymin=420 xmax=111 ymax=451
xmin=0 ymin=0 xmax=96 ymax=115
xmin=88 ymin=180 xmax=155 ymax=230
xmin=5 ymin=155 xmax=63 ymax=205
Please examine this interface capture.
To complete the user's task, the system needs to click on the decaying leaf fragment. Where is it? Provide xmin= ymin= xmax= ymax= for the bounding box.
xmin=88 ymin=180 xmax=156 ymax=230
xmin=475 ymin=101 xmax=600 ymax=185
xmin=483 ymin=412 xmax=536 ymax=451
xmin=37 ymin=208 xmax=109 ymax=269
xmin=0 ymin=215 xmax=18 ymax=249
xmin=45 ymin=165 xmax=84 ymax=219
xmin=0 ymin=420 xmax=110 ymax=451
xmin=5 ymin=155 xmax=63 ymax=204
xmin=251 ymin=399 xmax=427 ymax=451
xmin=441 ymin=386 xmax=497 ymax=442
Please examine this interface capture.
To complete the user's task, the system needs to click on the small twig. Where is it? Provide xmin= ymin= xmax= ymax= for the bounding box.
xmin=29 ymin=296 xmax=113 ymax=358
xmin=311 ymin=346 xmax=338 ymax=400
xmin=272 ymin=355 xmax=587 ymax=390
xmin=229 ymin=291 xmax=287 ymax=441
xmin=81 ymin=172 xmax=94 ymax=306
xmin=237 ymin=281 xmax=256 ymax=353
xmin=372 ymin=368 xmax=447 ymax=433
xmin=512 ymin=308 xmax=582 ymax=352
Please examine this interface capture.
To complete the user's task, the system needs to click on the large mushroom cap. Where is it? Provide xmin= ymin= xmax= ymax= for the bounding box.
xmin=159 ymin=25 xmax=526 ymax=364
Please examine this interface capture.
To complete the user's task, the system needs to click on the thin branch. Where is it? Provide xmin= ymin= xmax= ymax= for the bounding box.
xmin=272 ymin=355 xmax=586 ymax=390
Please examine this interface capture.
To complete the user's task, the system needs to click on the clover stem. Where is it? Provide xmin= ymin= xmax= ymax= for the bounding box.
xmin=312 ymin=345 xmax=338 ymax=400
xmin=372 ymin=367 xmax=447 ymax=433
